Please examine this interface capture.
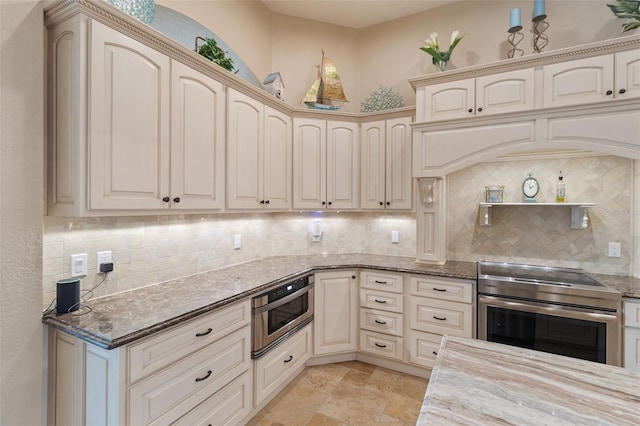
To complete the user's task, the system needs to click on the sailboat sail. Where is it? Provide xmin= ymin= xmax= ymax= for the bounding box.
xmin=302 ymin=52 xmax=348 ymax=110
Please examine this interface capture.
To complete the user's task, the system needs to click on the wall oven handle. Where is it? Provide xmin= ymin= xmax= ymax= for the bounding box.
xmin=253 ymin=285 xmax=311 ymax=314
xmin=478 ymin=295 xmax=619 ymax=319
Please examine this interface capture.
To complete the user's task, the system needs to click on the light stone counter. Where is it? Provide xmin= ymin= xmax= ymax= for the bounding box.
xmin=43 ymin=254 xmax=477 ymax=349
xmin=418 ymin=335 xmax=640 ymax=425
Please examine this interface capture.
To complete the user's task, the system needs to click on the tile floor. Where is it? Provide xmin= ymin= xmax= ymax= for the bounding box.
xmin=246 ymin=361 xmax=429 ymax=426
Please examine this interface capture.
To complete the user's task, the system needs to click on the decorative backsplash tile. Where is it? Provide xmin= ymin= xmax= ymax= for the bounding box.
xmin=447 ymin=155 xmax=632 ymax=275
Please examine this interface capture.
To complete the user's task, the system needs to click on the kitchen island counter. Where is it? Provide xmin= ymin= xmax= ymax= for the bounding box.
xmin=43 ymin=254 xmax=476 ymax=349
xmin=418 ymin=335 xmax=640 ymax=425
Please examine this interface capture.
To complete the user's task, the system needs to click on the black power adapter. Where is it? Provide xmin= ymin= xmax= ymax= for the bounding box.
xmin=99 ymin=262 xmax=114 ymax=273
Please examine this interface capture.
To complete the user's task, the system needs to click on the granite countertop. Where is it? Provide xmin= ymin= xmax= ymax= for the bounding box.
xmin=43 ymin=254 xmax=477 ymax=349
xmin=418 ymin=335 xmax=640 ymax=425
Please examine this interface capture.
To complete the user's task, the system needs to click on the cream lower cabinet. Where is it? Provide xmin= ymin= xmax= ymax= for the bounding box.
xmin=407 ymin=276 xmax=475 ymax=368
xmin=416 ymin=68 xmax=535 ymax=121
xmin=293 ymin=118 xmax=359 ymax=210
xmin=313 ymin=270 xmax=358 ymax=355
xmin=624 ymin=299 xmax=640 ymax=371
xmin=227 ymin=89 xmax=292 ymax=210
xmin=48 ymin=301 xmax=252 ymax=426
xmin=358 ymin=271 xmax=405 ymax=361
xmin=360 ymin=117 xmax=412 ymax=210
xmin=47 ymin=17 xmax=225 ymax=215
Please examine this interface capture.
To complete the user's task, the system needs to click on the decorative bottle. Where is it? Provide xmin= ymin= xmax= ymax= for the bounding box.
xmin=556 ymin=171 xmax=565 ymax=202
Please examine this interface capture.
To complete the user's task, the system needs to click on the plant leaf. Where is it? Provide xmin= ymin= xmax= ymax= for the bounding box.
xmin=623 ymin=20 xmax=640 ymax=30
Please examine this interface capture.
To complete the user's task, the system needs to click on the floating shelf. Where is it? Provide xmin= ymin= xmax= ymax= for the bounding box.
xmin=479 ymin=202 xmax=596 ymax=229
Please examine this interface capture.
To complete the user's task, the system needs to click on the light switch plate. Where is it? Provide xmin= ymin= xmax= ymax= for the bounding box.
xmin=608 ymin=242 xmax=621 ymax=258
xmin=234 ymin=234 xmax=242 ymax=250
xmin=71 ymin=253 xmax=87 ymax=277
xmin=391 ymin=230 xmax=399 ymax=244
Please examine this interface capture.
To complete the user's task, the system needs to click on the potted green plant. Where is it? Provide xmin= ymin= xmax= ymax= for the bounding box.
xmin=195 ymin=36 xmax=237 ymax=73
xmin=607 ymin=0 xmax=640 ymax=32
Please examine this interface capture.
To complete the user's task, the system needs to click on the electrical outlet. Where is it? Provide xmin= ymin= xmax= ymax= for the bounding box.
xmin=391 ymin=230 xmax=399 ymax=244
xmin=97 ymin=251 xmax=112 ymax=273
xmin=71 ymin=253 xmax=87 ymax=277
xmin=234 ymin=234 xmax=242 ymax=250
xmin=608 ymin=242 xmax=621 ymax=258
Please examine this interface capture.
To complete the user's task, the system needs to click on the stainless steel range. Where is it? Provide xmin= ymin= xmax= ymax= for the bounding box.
xmin=477 ymin=261 xmax=622 ymax=366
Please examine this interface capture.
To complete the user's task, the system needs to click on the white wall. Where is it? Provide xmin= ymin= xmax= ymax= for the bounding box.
xmin=0 ymin=1 xmax=45 ymax=424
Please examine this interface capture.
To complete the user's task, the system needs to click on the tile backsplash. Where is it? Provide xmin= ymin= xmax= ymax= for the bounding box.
xmin=446 ymin=155 xmax=633 ymax=275
xmin=43 ymin=212 xmax=416 ymax=307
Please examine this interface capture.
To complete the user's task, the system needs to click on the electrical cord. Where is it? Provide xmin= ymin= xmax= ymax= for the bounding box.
xmin=43 ymin=272 xmax=109 ymax=316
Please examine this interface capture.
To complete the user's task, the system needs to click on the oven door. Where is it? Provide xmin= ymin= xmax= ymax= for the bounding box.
xmin=478 ymin=295 xmax=620 ymax=366
xmin=252 ymin=285 xmax=314 ymax=358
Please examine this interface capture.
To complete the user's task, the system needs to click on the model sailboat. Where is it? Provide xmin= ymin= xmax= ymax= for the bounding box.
xmin=302 ymin=51 xmax=349 ymax=110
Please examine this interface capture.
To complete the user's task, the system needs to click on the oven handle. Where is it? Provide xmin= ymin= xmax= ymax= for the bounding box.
xmin=478 ymin=295 xmax=619 ymax=322
xmin=252 ymin=285 xmax=312 ymax=314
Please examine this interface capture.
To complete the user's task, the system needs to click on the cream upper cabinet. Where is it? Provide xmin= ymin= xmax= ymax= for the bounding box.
xmin=313 ymin=271 xmax=358 ymax=355
xmin=89 ymin=20 xmax=171 ymax=210
xmin=293 ymin=118 xmax=359 ymax=210
xmin=227 ymin=89 xmax=292 ymax=210
xmin=170 ymin=61 xmax=225 ymax=210
xmin=416 ymin=68 xmax=535 ymax=121
xmin=361 ymin=117 xmax=412 ymax=210
xmin=47 ymin=18 xmax=225 ymax=215
xmin=615 ymin=49 xmax=640 ymax=100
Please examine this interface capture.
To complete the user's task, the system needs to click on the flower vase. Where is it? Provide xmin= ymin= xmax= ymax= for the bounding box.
xmin=436 ymin=60 xmax=447 ymax=72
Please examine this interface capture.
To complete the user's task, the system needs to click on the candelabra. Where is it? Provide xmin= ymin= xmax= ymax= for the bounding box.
xmin=507 ymin=25 xmax=524 ymax=59
xmin=532 ymin=14 xmax=549 ymax=53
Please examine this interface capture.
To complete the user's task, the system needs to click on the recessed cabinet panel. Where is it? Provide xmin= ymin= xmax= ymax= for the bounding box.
xmin=476 ymin=69 xmax=535 ymax=114
xmin=422 ymin=80 xmax=474 ymax=120
xmin=171 ymin=61 xmax=225 ymax=209
xmin=293 ymin=118 xmax=326 ymax=209
xmin=409 ymin=296 xmax=472 ymax=337
xmin=360 ymin=121 xmax=386 ymax=209
xmin=543 ymin=55 xmax=614 ymax=107
xmin=407 ymin=330 xmax=442 ymax=368
xmin=615 ymin=49 xmax=640 ymax=100
xmin=314 ymin=270 xmax=358 ymax=355
xmin=263 ymin=108 xmax=292 ymax=209
xmin=327 ymin=122 xmax=359 ymax=209
xmin=386 ymin=117 xmax=412 ymax=209
xmin=89 ymin=21 xmax=170 ymax=210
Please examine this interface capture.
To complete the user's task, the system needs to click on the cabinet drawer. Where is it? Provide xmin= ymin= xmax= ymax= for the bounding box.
xmin=359 ymin=330 xmax=404 ymax=361
xmin=173 ymin=371 xmax=252 ymax=426
xmin=409 ymin=276 xmax=474 ymax=304
xmin=360 ymin=288 xmax=403 ymax=313
xmin=624 ymin=300 xmax=640 ymax=327
xmin=128 ymin=326 xmax=250 ymax=426
xmin=254 ymin=324 xmax=311 ymax=405
xmin=408 ymin=330 xmax=442 ymax=369
xmin=409 ymin=296 xmax=473 ymax=337
xmin=360 ymin=308 xmax=403 ymax=337
xmin=128 ymin=300 xmax=250 ymax=383
xmin=360 ymin=271 xmax=404 ymax=293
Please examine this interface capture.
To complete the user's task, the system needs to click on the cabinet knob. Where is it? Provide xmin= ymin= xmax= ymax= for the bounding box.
xmin=162 ymin=196 xmax=170 ymax=203
xmin=328 ymin=201 xmax=332 ymax=206
xmin=606 ymin=90 xmax=613 ymax=96
xmin=321 ymin=201 xmax=326 ymax=205
xmin=379 ymin=201 xmax=384 ymax=206
xmin=173 ymin=197 xmax=181 ymax=203
xmin=265 ymin=200 xmax=270 ymax=204
xmin=351 ymin=275 xmax=356 ymax=279
xmin=619 ymin=88 xmax=627 ymax=94
xmin=386 ymin=201 xmax=390 ymax=206
xmin=259 ymin=200 xmax=265 ymax=204
xmin=468 ymin=108 xmax=473 ymax=113
xmin=477 ymin=107 xmax=483 ymax=112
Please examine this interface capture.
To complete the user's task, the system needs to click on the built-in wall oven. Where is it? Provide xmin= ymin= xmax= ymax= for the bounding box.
xmin=477 ymin=261 xmax=621 ymax=366
xmin=251 ymin=274 xmax=314 ymax=358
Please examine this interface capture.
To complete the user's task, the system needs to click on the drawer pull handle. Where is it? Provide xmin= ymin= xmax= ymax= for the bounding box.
xmin=374 ymin=280 xmax=388 ymax=284
xmin=374 ymin=343 xmax=387 ymax=348
xmin=374 ymin=299 xmax=387 ymax=304
xmin=432 ymin=287 xmax=447 ymax=292
xmin=283 ymin=355 xmax=293 ymax=363
xmin=195 ymin=370 xmax=212 ymax=382
xmin=433 ymin=315 xmax=447 ymax=321
xmin=195 ymin=328 xmax=213 ymax=337
xmin=432 ymin=351 xmax=438 ymax=356
xmin=374 ymin=319 xmax=387 ymax=325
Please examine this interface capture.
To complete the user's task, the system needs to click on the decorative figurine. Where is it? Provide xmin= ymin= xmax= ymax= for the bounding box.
xmin=263 ymin=72 xmax=285 ymax=101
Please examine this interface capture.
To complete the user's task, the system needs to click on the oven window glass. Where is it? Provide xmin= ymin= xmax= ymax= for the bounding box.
xmin=268 ymin=293 xmax=309 ymax=335
xmin=486 ymin=306 xmax=606 ymax=363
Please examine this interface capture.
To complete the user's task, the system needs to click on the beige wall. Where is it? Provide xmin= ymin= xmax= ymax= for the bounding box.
xmin=0 ymin=1 xmax=45 ymax=424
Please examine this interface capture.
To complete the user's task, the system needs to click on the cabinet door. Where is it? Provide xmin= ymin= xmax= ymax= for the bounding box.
xmin=476 ymin=68 xmax=535 ymax=116
xmin=263 ymin=106 xmax=292 ymax=209
xmin=227 ymin=88 xmax=263 ymax=209
xmin=385 ymin=117 xmax=412 ymax=210
xmin=170 ymin=61 xmax=225 ymax=210
xmin=293 ymin=118 xmax=326 ymax=209
xmin=625 ymin=327 xmax=640 ymax=372
xmin=327 ymin=121 xmax=359 ymax=210
xmin=543 ymin=55 xmax=614 ymax=108
xmin=89 ymin=21 xmax=170 ymax=210
xmin=313 ymin=271 xmax=358 ymax=355
xmin=615 ymin=49 xmax=640 ymax=100
xmin=419 ymin=79 xmax=475 ymax=121
xmin=360 ymin=120 xmax=386 ymax=210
